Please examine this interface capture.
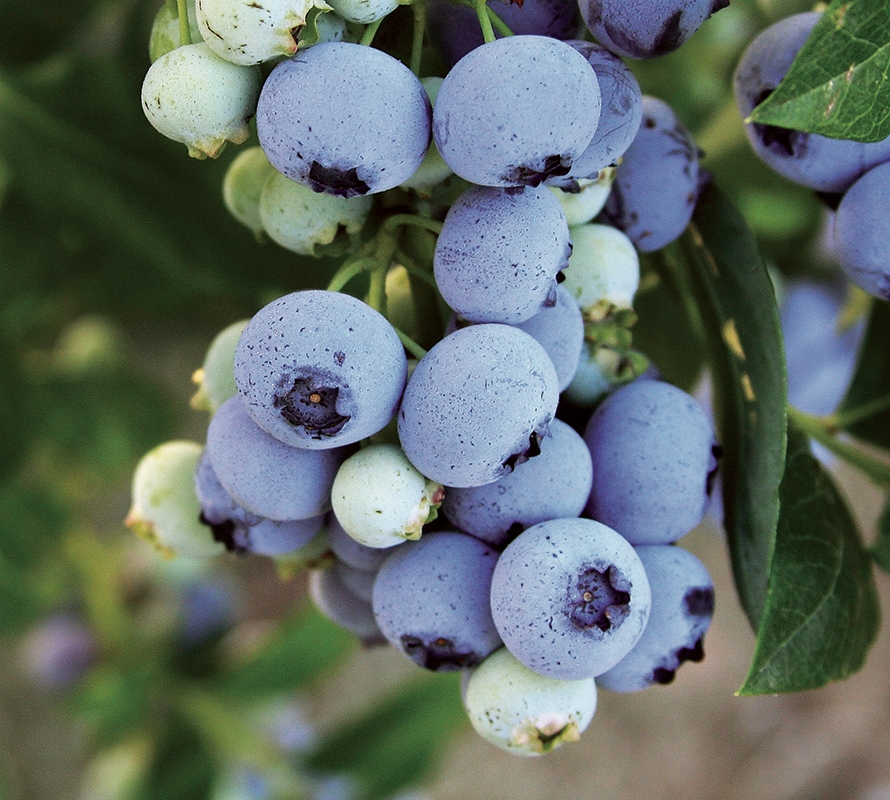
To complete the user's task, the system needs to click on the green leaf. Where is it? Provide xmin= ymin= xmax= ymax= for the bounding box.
xmin=634 ymin=254 xmax=706 ymax=393
xmin=747 ymin=0 xmax=890 ymax=143
xmin=305 ymin=673 xmax=466 ymax=800
xmin=870 ymin=493 xmax=890 ymax=573
xmin=837 ymin=299 xmax=890 ymax=449
xmin=739 ymin=422 xmax=881 ymax=694
xmin=675 ymin=181 xmax=788 ymax=629
xmin=214 ymin=605 xmax=355 ymax=700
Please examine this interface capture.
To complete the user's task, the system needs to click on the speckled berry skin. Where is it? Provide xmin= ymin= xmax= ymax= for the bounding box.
xmin=434 ymin=185 xmax=572 ymax=324
xmin=834 ymin=162 xmax=890 ymax=301
xmin=196 ymin=0 xmax=312 ymax=65
xmin=257 ymin=42 xmax=431 ymax=197
xmin=372 ymin=531 xmax=502 ymax=671
xmin=734 ymin=13 xmax=890 ymax=194
xmin=205 ymin=395 xmax=347 ymax=521
xmin=442 ymin=419 xmax=593 ymax=549
xmin=234 ymin=290 xmax=408 ymax=450
xmin=490 ymin=517 xmax=651 ymax=680
xmin=464 ymin=647 xmax=598 ymax=756
xmin=603 ymin=96 xmax=701 ymax=253
xmin=583 ymin=379 xmax=718 ymax=545
xmin=513 ymin=285 xmax=585 ymax=392
xmin=397 ymin=324 xmax=560 ymax=489
xmin=557 ymin=41 xmax=643 ymax=180
xmin=597 ymin=544 xmax=714 ymax=692
xmin=432 ymin=36 xmax=601 ymax=188
xmin=579 ymin=0 xmax=728 ymax=59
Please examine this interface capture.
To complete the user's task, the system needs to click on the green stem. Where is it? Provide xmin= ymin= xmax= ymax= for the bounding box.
xmin=787 ymin=405 xmax=890 ymax=488
xmin=394 ymin=248 xmax=438 ymax=290
xmin=383 ymin=213 xmax=443 ymax=236
xmin=326 ymin=255 xmax=376 ymax=293
xmin=486 ymin=5 xmax=514 ymax=37
xmin=360 ymin=18 xmax=383 ymax=46
xmin=472 ymin=0 xmax=497 ymax=43
xmin=411 ymin=1 xmax=427 ymax=77
xmin=367 ymin=266 xmax=387 ymax=315
xmin=396 ymin=327 xmax=428 ymax=360
xmin=177 ymin=0 xmax=192 ymax=46
xmin=830 ymin=393 xmax=890 ymax=430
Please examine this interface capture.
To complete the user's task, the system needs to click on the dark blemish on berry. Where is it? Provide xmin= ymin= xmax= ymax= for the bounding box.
xmin=199 ymin=512 xmax=248 ymax=555
xmin=502 ymin=430 xmax=544 ymax=472
xmin=706 ymin=443 xmax=723 ymax=496
xmin=504 ymin=154 xmax=572 ymax=187
xmin=275 ymin=376 xmax=349 ymax=437
xmin=677 ymin=636 xmax=705 ymax=665
xmin=652 ymin=666 xmax=676 ymax=684
xmin=399 ymin=635 xmax=481 ymax=671
xmin=684 ymin=587 xmax=715 ymax=617
xmin=333 ymin=350 xmax=346 ymax=366
xmin=752 ymin=90 xmax=802 ymax=157
xmin=307 ymin=161 xmax=370 ymax=197
xmin=569 ymin=564 xmax=631 ymax=631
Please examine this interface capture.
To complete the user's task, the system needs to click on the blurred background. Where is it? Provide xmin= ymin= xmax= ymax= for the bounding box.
xmin=2 ymin=0 xmax=889 ymax=797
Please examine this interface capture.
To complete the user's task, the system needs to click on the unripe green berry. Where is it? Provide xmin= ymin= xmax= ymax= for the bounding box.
xmin=259 ymin=170 xmax=372 ymax=256
xmin=464 ymin=647 xmax=598 ymax=757
xmin=191 ymin=319 xmax=250 ymax=413
xmin=141 ymin=42 xmax=262 ymax=159
xmin=331 ymin=443 xmax=444 ymax=548
xmin=196 ymin=0 xmax=331 ymax=65
xmin=222 ymin=146 xmax=277 ymax=238
xmin=127 ymin=441 xmax=223 ymax=559
xmin=549 ymin=167 xmax=615 ymax=226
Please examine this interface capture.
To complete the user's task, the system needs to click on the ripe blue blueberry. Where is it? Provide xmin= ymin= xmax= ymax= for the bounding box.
xmin=234 ymin=290 xmax=408 ymax=450
xmin=372 ymin=531 xmax=502 ymax=671
xmin=490 ymin=517 xmax=651 ymax=680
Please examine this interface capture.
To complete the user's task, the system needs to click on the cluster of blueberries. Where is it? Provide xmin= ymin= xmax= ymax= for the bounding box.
xmin=132 ymin=0 xmax=732 ymax=757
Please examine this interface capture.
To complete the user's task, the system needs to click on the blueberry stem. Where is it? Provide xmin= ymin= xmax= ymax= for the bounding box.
xmin=383 ymin=213 xmax=443 ymax=236
xmin=394 ymin=249 xmax=437 ymax=289
xmin=359 ymin=18 xmax=383 ymax=46
xmin=471 ymin=0 xmax=496 ymax=43
xmin=788 ymin=405 xmax=890 ymax=487
xmin=395 ymin=327 xmax=428 ymax=360
xmin=410 ymin=1 xmax=427 ymax=77
xmin=486 ymin=5 xmax=513 ymax=38
xmin=326 ymin=254 xmax=377 ymax=293
xmin=177 ymin=0 xmax=192 ymax=46
xmin=829 ymin=394 xmax=890 ymax=430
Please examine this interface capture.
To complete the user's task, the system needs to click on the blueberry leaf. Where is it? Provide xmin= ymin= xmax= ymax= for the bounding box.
xmin=747 ymin=0 xmax=890 ymax=143
xmin=738 ymin=421 xmax=881 ymax=694
xmin=213 ymin=605 xmax=355 ymax=699
xmin=674 ymin=180 xmax=787 ymax=629
xmin=870 ymin=493 xmax=890 ymax=573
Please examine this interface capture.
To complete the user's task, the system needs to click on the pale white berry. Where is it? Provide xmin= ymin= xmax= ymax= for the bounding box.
xmin=196 ymin=0 xmax=331 ymax=64
xmin=141 ymin=42 xmax=262 ymax=159
xmin=331 ymin=444 xmax=444 ymax=548
xmin=126 ymin=441 xmax=223 ymax=559
xmin=563 ymin=222 xmax=640 ymax=319
xmin=464 ymin=648 xmax=598 ymax=757
xmin=259 ymin=170 xmax=372 ymax=256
